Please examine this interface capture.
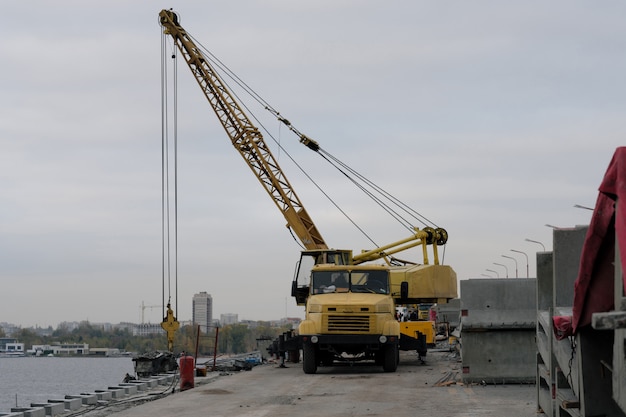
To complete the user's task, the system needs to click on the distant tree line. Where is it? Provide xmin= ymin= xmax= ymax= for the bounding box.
xmin=7 ymin=321 xmax=292 ymax=356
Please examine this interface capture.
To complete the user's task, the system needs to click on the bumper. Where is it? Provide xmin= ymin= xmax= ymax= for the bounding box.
xmin=301 ymin=334 xmax=398 ymax=352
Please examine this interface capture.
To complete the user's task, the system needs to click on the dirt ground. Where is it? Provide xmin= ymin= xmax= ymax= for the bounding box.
xmin=83 ymin=348 xmax=538 ymax=417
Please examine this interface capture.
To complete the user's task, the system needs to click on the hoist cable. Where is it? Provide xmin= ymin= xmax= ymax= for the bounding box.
xmin=161 ymin=32 xmax=180 ymax=319
xmin=316 ymin=151 xmax=417 ymax=233
xmin=208 ymin=58 xmax=381 ymax=248
xmin=173 ymin=43 xmax=179 ymax=319
xmin=189 ymin=35 xmax=439 ymax=248
xmin=319 ymin=149 xmax=440 ymax=229
xmin=160 ymin=33 xmax=168 ymax=318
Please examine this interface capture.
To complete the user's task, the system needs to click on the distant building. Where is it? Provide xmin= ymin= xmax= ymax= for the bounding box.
xmin=0 ymin=338 xmax=17 ymax=351
xmin=0 ymin=339 xmax=24 ymax=356
xmin=31 ymin=343 xmax=89 ymax=356
xmin=133 ymin=323 xmax=165 ymax=336
xmin=220 ymin=313 xmax=238 ymax=326
xmin=192 ymin=292 xmax=213 ymax=332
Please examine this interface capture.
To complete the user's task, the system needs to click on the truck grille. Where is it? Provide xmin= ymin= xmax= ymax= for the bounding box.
xmin=325 ymin=315 xmax=370 ymax=333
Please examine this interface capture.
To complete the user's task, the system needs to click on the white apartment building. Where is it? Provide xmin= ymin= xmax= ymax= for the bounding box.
xmin=192 ymin=291 xmax=213 ymax=332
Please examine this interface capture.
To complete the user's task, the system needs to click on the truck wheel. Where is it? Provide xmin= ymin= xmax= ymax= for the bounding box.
xmin=303 ymin=344 xmax=318 ymax=374
xmin=382 ymin=345 xmax=398 ymax=372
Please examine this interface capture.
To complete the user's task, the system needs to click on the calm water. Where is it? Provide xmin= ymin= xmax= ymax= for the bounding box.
xmin=0 ymin=356 xmax=135 ymax=411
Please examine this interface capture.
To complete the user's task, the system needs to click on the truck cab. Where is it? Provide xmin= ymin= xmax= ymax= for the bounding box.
xmin=297 ymin=264 xmax=400 ymax=374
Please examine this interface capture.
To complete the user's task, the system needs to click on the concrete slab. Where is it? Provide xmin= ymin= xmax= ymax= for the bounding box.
xmin=106 ymin=388 xmax=126 ymax=399
xmin=9 ymin=408 xmax=44 ymax=417
xmin=78 ymin=352 xmax=537 ymax=417
xmin=116 ymin=385 xmax=137 ymax=395
xmin=91 ymin=391 xmax=113 ymax=401
xmin=65 ymin=394 xmax=97 ymax=406
xmin=30 ymin=402 xmax=64 ymax=416
xmin=47 ymin=398 xmax=82 ymax=411
xmin=126 ymin=381 xmax=147 ymax=391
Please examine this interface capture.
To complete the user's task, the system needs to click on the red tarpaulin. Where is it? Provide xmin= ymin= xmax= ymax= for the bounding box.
xmin=571 ymin=147 xmax=626 ymax=334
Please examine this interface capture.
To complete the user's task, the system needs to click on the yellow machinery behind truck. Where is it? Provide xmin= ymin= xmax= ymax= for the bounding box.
xmin=159 ymin=10 xmax=457 ymax=373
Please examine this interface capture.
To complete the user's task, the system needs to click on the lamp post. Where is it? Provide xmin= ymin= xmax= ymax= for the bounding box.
xmin=574 ymin=204 xmax=593 ymax=211
xmin=481 ymin=273 xmax=493 ymax=278
xmin=501 ymin=255 xmax=518 ymax=278
xmin=525 ymin=238 xmax=546 ymax=252
xmin=486 ymin=269 xmax=499 ymax=278
xmin=493 ymin=262 xmax=509 ymax=278
xmin=511 ymin=249 xmax=529 ymax=278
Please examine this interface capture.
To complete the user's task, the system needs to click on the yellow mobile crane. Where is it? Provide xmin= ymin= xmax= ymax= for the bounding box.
xmin=159 ymin=10 xmax=457 ymax=373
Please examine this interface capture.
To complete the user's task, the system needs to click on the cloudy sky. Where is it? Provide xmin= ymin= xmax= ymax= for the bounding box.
xmin=1 ymin=1 xmax=624 ymax=328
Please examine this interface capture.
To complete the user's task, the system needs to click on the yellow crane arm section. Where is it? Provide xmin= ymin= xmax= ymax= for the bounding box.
xmin=159 ymin=10 xmax=327 ymax=250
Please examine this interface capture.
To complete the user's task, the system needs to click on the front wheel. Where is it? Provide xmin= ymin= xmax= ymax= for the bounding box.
xmin=382 ymin=345 xmax=398 ymax=372
xmin=303 ymin=343 xmax=318 ymax=374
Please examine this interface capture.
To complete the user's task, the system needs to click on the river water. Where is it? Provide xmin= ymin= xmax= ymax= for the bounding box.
xmin=0 ymin=356 xmax=135 ymax=412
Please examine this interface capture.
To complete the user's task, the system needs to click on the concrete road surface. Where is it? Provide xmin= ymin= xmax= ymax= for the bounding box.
xmin=89 ymin=350 xmax=538 ymax=417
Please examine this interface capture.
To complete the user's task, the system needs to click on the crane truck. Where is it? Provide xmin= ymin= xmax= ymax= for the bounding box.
xmin=159 ymin=10 xmax=457 ymax=373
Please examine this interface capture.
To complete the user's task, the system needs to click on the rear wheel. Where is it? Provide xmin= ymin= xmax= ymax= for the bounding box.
xmin=382 ymin=345 xmax=398 ymax=372
xmin=303 ymin=344 xmax=318 ymax=374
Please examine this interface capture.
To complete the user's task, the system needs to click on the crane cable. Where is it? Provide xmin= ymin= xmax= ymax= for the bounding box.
xmin=160 ymin=31 xmax=179 ymax=320
xmin=187 ymin=33 xmax=443 ymax=251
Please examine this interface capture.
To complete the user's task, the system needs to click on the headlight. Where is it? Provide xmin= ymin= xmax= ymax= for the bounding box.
xmin=311 ymin=336 xmax=319 ymax=344
xmin=379 ymin=335 xmax=387 ymax=344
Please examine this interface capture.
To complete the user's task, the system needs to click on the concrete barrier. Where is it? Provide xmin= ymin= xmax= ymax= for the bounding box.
xmin=30 ymin=402 xmax=64 ymax=416
xmin=460 ymin=278 xmax=537 ymax=384
xmin=116 ymin=384 xmax=138 ymax=395
xmin=9 ymin=408 xmax=44 ymax=417
xmin=65 ymin=394 xmax=97 ymax=405
xmin=106 ymin=387 xmax=127 ymax=398
xmin=47 ymin=398 xmax=82 ymax=411
xmin=90 ymin=391 xmax=113 ymax=401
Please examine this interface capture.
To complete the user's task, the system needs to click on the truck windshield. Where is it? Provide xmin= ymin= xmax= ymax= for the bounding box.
xmin=311 ymin=270 xmax=389 ymax=295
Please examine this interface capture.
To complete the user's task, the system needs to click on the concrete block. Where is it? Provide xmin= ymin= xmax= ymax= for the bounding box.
xmin=10 ymin=408 xmax=45 ymax=417
xmin=92 ymin=391 xmax=113 ymax=401
xmin=48 ymin=398 xmax=81 ymax=411
xmin=461 ymin=278 xmax=537 ymax=329
xmin=127 ymin=381 xmax=148 ymax=391
xmin=536 ymin=251 xmax=553 ymax=310
xmin=157 ymin=374 xmax=174 ymax=385
xmin=552 ymin=226 xmax=587 ymax=308
xmin=116 ymin=384 xmax=138 ymax=395
xmin=140 ymin=379 xmax=159 ymax=388
xmin=434 ymin=298 xmax=460 ymax=328
xmin=65 ymin=394 xmax=97 ymax=405
xmin=460 ymin=278 xmax=537 ymax=384
xmin=0 ymin=412 xmax=25 ymax=417
xmin=30 ymin=402 xmax=64 ymax=416
xmin=106 ymin=387 xmax=126 ymax=398
xmin=461 ymin=330 xmax=536 ymax=383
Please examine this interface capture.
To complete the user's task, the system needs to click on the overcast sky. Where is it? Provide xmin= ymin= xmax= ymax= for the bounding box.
xmin=1 ymin=1 xmax=624 ymax=329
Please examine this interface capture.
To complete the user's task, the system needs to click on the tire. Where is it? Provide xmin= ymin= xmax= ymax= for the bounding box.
xmin=303 ymin=344 xmax=318 ymax=374
xmin=382 ymin=345 xmax=398 ymax=372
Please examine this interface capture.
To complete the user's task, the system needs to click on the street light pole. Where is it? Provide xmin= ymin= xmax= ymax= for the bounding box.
xmin=493 ymin=262 xmax=509 ymax=278
xmin=511 ymin=249 xmax=529 ymax=278
xmin=486 ymin=269 xmax=499 ymax=278
xmin=525 ymin=238 xmax=546 ymax=252
xmin=501 ymin=255 xmax=518 ymax=278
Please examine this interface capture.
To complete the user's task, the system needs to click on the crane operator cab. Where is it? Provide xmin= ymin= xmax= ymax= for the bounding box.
xmin=291 ymin=249 xmax=353 ymax=304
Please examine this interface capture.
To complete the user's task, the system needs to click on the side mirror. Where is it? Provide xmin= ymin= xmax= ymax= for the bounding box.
xmin=400 ymin=281 xmax=409 ymax=299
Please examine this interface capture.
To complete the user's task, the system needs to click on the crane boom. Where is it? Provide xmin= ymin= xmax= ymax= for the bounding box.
xmin=159 ymin=10 xmax=326 ymax=250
